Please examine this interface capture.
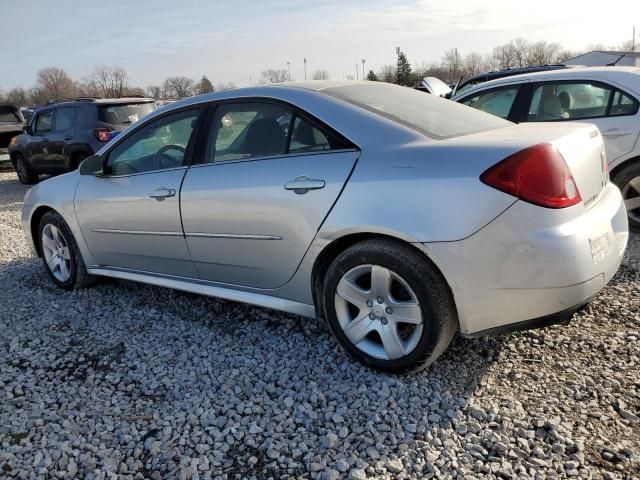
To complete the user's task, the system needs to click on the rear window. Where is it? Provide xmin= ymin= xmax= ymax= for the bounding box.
xmin=0 ymin=106 xmax=22 ymax=123
xmin=98 ymin=102 xmax=155 ymax=125
xmin=321 ymin=83 xmax=510 ymax=139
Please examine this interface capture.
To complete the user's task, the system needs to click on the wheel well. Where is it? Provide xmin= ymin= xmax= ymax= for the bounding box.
xmin=30 ymin=206 xmax=55 ymax=257
xmin=311 ymin=232 xmax=452 ymax=319
xmin=609 ymin=156 xmax=640 ymax=182
xmin=68 ymin=149 xmax=92 ymax=169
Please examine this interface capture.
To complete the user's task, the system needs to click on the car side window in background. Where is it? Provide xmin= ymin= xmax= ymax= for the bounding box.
xmin=610 ymin=90 xmax=639 ymax=116
xmin=54 ymin=107 xmax=75 ymax=131
xmin=288 ymin=116 xmax=348 ymax=154
xmin=205 ymin=103 xmax=291 ymax=163
xmin=106 ymin=108 xmax=199 ymax=176
xmin=34 ymin=111 xmax=53 ymax=134
xmin=460 ymin=87 xmax=519 ymax=119
xmin=528 ymin=82 xmax=612 ymax=121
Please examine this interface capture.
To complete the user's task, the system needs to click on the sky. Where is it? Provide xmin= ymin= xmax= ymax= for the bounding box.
xmin=2 ymin=0 xmax=640 ymax=91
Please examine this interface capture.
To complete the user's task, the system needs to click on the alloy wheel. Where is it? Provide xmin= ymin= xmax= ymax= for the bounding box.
xmin=334 ymin=264 xmax=423 ymax=360
xmin=41 ymin=224 xmax=72 ymax=282
xmin=622 ymin=175 xmax=640 ymax=224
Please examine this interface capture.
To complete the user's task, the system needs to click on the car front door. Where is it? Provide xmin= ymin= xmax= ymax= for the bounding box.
xmin=27 ymin=110 xmax=53 ymax=170
xmin=74 ymin=106 xmax=203 ymax=277
xmin=180 ymin=100 xmax=359 ymax=289
xmin=47 ymin=106 xmax=76 ymax=171
xmin=525 ymin=80 xmax=640 ymax=163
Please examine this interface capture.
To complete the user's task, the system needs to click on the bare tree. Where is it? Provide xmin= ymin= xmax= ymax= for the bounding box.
xmin=88 ymin=66 xmax=128 ymax=98
xmin=35 ymin=67 xmax=75 ymax=101
xmin=146 ymin=85 xmax=163 ymax=100
xmin=259 ymin=69 xmax=289 ymax=84
xmin=312 ymin=70 xmax=329 ymax=80
xmin=441 ymin=48 xmax=462 ymax=84
xmin=163 ymin=76 xmax=194 ymax=98
xmin=511 ymin=38 xmax=530 ymax=68
xmin=377 ymin=65 xmax=396 ymax=83
xmin=5 ymin=87 xmax=29 ymax=106
xmin=526 ymin=41 xmax=561 ymax=66
xmin=463 ymin=52 xmax=484 ymax=77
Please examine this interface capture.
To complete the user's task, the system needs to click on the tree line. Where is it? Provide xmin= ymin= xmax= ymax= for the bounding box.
xmin=0 ymin=66 xmax=235 ymax=107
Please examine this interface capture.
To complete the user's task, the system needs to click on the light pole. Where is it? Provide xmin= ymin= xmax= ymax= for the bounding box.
xmin=362 ymin=59 xmax=366 ymax=80
xmin=304 ymin=58 xmax=307 ymax=80
xmin=355 ymin=63 xmax=358 ymax=80
xmin=286 ymin=61 xmax=291 ymax=81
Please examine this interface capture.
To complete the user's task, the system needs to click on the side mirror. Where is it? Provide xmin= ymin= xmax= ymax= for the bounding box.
xmin=79 ymin=155 xmax=104 ymax=176
xmin=23 ymin=125 xmax=33 ymax=135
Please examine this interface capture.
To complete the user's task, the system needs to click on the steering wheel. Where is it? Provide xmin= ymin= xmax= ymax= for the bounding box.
xmin=153 ymin=144 xmax=186 ymax=170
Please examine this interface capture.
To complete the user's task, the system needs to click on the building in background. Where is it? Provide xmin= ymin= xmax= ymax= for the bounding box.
xmin=564 ymin=51 xmax=640 ymax=67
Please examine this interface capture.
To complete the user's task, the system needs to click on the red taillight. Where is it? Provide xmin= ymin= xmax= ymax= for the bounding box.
xmin=94 ymin=128 xmax=111 ymax=142
xmin=480 ymin=143 xmax=582 ymax=209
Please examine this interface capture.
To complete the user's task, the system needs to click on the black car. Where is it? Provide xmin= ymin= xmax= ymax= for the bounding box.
xmin=453 ymin=65 xmax=570 ymax=97
xmin=0 ymin=104 xmax=25 ymax=148
xmin=9 ymin=97 xmax=156 ymax=184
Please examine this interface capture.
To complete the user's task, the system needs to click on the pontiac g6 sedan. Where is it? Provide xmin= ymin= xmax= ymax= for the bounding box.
xmin=22 ymin=81 xmax=629 ymax=373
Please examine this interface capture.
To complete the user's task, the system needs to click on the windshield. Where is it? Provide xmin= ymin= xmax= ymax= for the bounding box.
xmin=321 ymin=83 xmax=509 ymax=140
xmin=98 ymin=102 xmax=155 ymax=125
xmin=0 ymin=105 xmax=22 ymax=123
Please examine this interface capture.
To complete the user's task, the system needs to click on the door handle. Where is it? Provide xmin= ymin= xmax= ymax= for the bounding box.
xmin=602 ymin=128 xmax=632 ymax=138
xmin=64 ymin=135 xmax=73 ymax=141
xmin=284 ymin=176 xmax=325 ymax=194
xmin=149 ymin=187 xmax=176 ymax=201
xmin=42 ymin=137 xmax=49 ymax=142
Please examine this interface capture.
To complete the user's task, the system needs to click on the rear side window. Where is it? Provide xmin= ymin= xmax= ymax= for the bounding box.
xmin=528 ymin=82 xmax=615 ymax=121
xmin=322 ymin=82 xmax=510 ymax=140
xmin=460 ymin=87 xmax=519 ymax=119
xmin=610 ymin=90 xmax=639 ymax=116
xmin=98 ymin=102 xmax=155 ymax=125
xmin=54 ymin=107 xmax=76 ymax=131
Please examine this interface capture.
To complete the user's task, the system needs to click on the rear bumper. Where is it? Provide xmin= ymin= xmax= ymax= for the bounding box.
xmin=419 ymin=182 xmax=628 ymax=336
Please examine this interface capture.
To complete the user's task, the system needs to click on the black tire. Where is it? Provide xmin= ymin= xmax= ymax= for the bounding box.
xmin=14 ymin=154 xmax=37 ymax=184
xmin=67 ymin=152 xmax=89 ymax=172
xmin=38 ymin=211 xmax=97 ymax=290
xmin=322 ymin=239 xmax=458 ymax=374
xmin=612 ymin=161 xmax=640 ymax=231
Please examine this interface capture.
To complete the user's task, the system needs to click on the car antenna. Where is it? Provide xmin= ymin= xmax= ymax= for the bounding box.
xmin=607 ymin=48 xmax=634 ymax=66
xmin=451 ymin=75 xmax=464 ymax=97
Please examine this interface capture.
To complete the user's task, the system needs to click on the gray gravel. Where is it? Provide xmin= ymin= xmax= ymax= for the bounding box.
xmin=1 ymin=169 xmax=639 ymax=479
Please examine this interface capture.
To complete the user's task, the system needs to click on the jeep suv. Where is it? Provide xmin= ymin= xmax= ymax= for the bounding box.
xmin=8 ymin=97 xmax=155 ymax=184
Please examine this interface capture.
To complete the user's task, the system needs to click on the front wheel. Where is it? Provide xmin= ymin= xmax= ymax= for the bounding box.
xmin=14 ymin=155 xmax=37 ymax=184
xmin=38 ymin=211 xmax=97 ymax=290
xmin=322 ymin=239 xmax=457 ymax=373
xmin=612 ymin=162 xmax=640 ymax=231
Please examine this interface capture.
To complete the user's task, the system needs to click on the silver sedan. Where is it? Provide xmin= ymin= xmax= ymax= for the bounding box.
xmin=22 ymin=81 xmax=629 ymax=372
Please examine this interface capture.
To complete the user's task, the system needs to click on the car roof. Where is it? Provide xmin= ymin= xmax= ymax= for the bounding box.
xmin=42 ymin=97 xmax=155 ymax=108
xmin=460 ymin=65 xmax=568 ymax=84
xmin=454 ymin=66 xmax=640 ymax=99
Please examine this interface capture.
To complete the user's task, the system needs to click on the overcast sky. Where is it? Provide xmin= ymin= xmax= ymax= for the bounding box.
xmin=2 ymin=0 xmax=639 ymax=90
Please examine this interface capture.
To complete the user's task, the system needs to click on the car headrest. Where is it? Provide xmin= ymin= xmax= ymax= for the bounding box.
xmin=557 ymin=91 xmax=572 ymax=110
xmin=245 ymin=118 xmax=285 ymax=156
xmin=295 ymin=120 xmax=316 ymax=146
xmin=542 ymin=96 xmax=562 ymax=118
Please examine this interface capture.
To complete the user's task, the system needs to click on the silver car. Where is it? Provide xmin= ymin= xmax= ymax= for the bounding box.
xmin=22 ymin=81 xmax=629 ymax=373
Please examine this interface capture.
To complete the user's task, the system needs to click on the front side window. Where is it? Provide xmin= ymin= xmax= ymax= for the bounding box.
xmin=54 ymin=107 xmax=75 ymax=131
xmin=34 ymin=111 xmax=53 ymax=134
xmin=106 ymin=108 xmax=199 ymax=175
xmin=528 ymin=82 xmax=612 ymax=121
xmin=460 ymin=87 xmax=519 ymax=119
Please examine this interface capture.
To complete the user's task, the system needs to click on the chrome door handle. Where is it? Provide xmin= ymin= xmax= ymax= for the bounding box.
xmin=149 ymin=187 xmax=176 ymax=200
xmin=284 ymin=176 xmax=325 ymax=194
xmin=602 ymin=129 xmax=632 ymax=138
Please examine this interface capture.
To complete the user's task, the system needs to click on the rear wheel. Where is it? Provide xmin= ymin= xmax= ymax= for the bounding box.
xmin=322 ymin=239 xmax=457 ymax=373
xmin=38 ymin=211 xmax=97 ymax=290
xmin=14 ymin=154 xmax=37 ymax=184
xmin=612 ymin=162 xmax=640 ymax=231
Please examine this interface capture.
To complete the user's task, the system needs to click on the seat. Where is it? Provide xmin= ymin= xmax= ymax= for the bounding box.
xmin=538 ymin=96 xmax=562 ymax=120
xmin=557 ymin=91 xmax=572 ymax=119
xmin=244 ymin=119 xmax=286 ymax=156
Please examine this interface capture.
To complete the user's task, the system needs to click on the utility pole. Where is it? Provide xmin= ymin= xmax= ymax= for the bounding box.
xmin=355 ymin=63 xmax=358 ymax=80
xmin=304 ymin=58 xmax=307 ymax=80
xmin=362 ymin=59 xmax=366 ymax=79
xmin=633 ymin=25 xmax=636 ymax=51
xmin=286 ymin=61 xmax=291 ymax=81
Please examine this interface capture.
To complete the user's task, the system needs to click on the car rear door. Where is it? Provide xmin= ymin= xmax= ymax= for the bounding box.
xmin=180 ymin=100 xmax=359 ymax=289
xmin=525 ymin=80 xmax=640 ymax=162
xmin=74 ymin=106 xmax=204 ymax=277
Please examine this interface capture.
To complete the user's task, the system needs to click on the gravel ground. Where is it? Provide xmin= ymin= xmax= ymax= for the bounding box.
xmin=1 ymin=169 xmax=639 ymax=480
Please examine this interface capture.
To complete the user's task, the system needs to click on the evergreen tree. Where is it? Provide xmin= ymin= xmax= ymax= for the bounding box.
xmin=366 ymin=70 xmax=379 ymax=81
xmin=395 ymin=51 xmax=413 ymax=86
xmin=195 ymin=75 xmax=215 ymax=95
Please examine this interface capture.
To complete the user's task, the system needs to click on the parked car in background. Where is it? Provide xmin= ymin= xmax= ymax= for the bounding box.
xmin=20 ymin=107 xmax=35 ymax=124
xmin=414 ymin=76 xmax=452 ymax=97
xmin=0 ymin=104 xmax=25 ymax=148
xmin=9 ymin=97 xmax=155 ymax=184
xmin=22 ymin=81 xmax=627 ymax=372
xmin=453 ymin=64 xmax=570 ymax=97
xmin=453 ymin=66 xmax=640 ymax=230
